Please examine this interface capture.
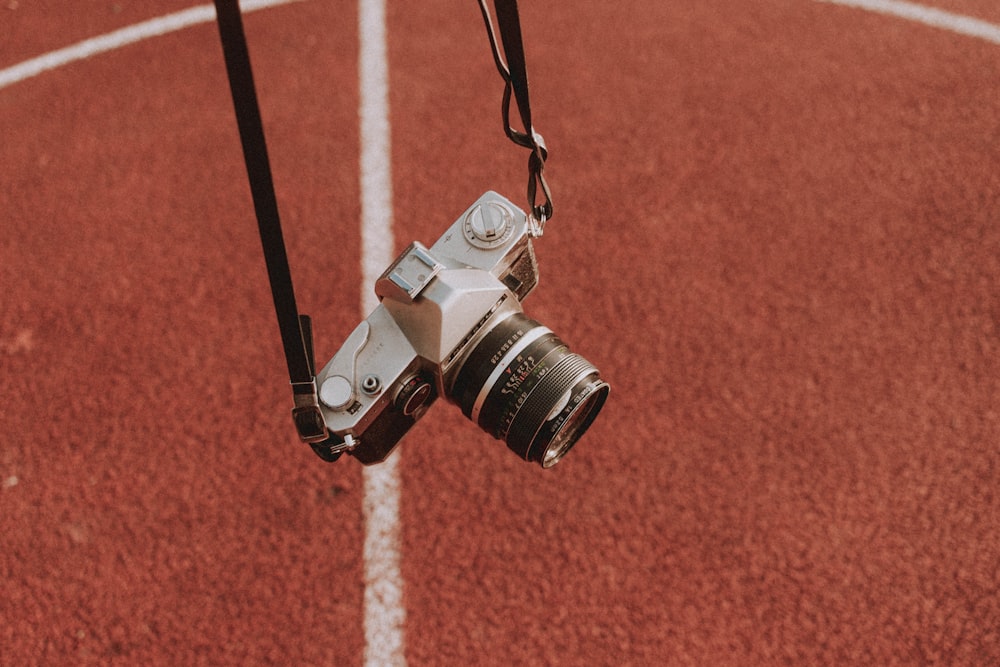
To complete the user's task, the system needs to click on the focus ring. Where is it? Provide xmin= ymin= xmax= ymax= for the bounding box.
xmin=504 ymin=353 xmax=595 ymax=454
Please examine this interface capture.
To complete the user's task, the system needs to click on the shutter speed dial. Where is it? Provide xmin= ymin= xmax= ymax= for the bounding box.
xmin=463 ymin=201 xmax=514 ymax=249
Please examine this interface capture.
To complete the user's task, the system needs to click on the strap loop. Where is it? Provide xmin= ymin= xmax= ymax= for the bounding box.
xmin=479 ymin=0 xmax=553 ymax=225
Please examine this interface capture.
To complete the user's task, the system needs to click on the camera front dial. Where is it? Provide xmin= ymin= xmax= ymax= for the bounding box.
xmin=395 ymin=374 xmax=434 ymax=417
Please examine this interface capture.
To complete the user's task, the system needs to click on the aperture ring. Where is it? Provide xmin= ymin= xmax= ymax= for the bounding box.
xmin=469 ymin=325 xmax=554 ymax=423
xmin=478 ymin=342 xmax=568 ymax=440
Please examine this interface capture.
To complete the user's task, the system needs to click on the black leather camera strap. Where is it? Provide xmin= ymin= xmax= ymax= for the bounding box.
xmin=478 ymin=0 xmax=553 ymax=225
xmin=213 ymin=0 xmax=329 ymax=445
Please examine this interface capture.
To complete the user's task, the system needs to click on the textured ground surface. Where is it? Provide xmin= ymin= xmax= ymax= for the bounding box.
xmin=2 ymin=1 xmax=999 ymax=664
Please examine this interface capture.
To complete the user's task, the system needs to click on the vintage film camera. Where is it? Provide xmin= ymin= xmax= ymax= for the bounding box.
xmin=313 ymin=192 xmax=609 ymax=467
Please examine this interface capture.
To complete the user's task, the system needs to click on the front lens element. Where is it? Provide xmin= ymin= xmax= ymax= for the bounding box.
xmin=537 ymin=377 xmax=609 ymax=468
xmin=451 ymin=312 xmax=609 ymax=467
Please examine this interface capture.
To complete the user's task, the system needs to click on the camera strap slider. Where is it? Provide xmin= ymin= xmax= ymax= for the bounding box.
xmin=291 ymin=379 xmax=329 ymax=443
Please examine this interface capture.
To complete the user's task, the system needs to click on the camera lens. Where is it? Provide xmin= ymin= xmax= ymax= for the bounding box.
xmin=451 ymin=312 xmax=609 ymax=467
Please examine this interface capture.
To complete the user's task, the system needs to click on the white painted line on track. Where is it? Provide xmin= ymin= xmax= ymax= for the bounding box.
xmin=5 ymin=1 xmax=996 ymax=666
xmin=2 ymin=1 xmax=407 ymax=663
xmin=0 ymin=0 xmax=303 ymax=92
xmin=814 ymin=0 xmax=1000 ymax=44
xmin=358 ymin=0 xmax=407 ymax=665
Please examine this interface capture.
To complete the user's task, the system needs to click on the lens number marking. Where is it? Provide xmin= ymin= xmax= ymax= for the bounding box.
xmin=490 ymin=328 xmax=526 ymax=366
xmin=495 ymin=356 xmax=553 ymax=438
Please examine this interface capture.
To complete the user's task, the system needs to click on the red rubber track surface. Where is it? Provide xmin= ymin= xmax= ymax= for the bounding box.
xmin=2 ymin=1 xmax=999 ymax=664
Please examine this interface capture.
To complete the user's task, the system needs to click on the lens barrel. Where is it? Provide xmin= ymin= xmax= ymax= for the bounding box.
xmin=451 ymin=312 xmax=609 ymax=467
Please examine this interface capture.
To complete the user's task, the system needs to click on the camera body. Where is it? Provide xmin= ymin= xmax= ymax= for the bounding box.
xmin=314 ymin=191 xmax=608 ymax=466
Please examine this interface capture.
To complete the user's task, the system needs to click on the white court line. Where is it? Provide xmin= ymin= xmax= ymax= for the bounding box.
xmin=814 ymin=0 xmax=1000 ymax=44
xmin=0 ymin=0 xmax=303 ymax=91
xmin=357 ymin=0 xmax=407 ymax=663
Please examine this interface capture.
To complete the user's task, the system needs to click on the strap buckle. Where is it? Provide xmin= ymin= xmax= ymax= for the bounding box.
xmin=291 ymin=379 xmax=329 ymax=443
xmin=292 ymin=379 xmax=356 ymax=463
